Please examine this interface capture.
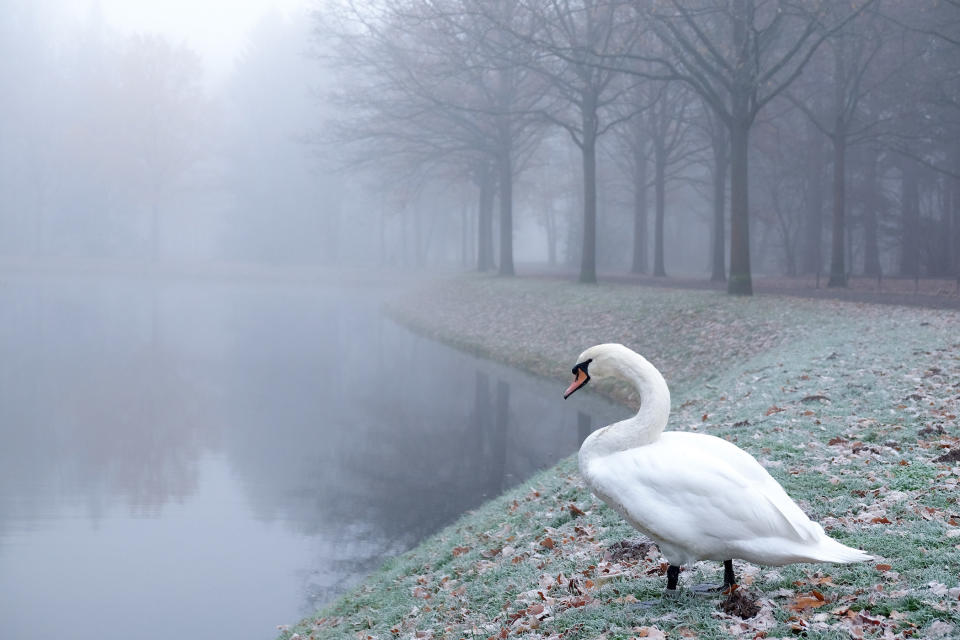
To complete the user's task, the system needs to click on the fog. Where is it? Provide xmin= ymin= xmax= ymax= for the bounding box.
xmin=3 ymin=1 xmax=958 ymax=280
xmin=1 ymin=0 xmax=959 ymax=638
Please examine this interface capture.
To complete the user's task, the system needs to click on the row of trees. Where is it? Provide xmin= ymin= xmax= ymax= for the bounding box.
xmin=316 ymin=0 xmax=960 ymax=294
xmin=0 ymin=3 xmax=209 ymax=260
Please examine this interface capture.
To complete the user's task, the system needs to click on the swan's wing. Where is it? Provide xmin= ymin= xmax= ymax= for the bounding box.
xmin=587 ymin=438 xmax=821 ymax=557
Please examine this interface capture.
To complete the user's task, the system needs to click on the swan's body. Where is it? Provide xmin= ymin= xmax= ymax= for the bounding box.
xmin=566 ymin=343 xmax=869 ymax=589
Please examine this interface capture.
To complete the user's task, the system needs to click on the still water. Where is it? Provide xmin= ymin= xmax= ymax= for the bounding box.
xmin=0 ymin=274 xmax=622 ymax=640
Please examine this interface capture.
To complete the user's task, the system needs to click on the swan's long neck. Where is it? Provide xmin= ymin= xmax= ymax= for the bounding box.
xmin=580 ymin=349 xmax=671 ymax=460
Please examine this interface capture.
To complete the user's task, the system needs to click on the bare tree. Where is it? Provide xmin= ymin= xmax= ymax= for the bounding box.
xmin=614 ymin=0 xmax=877 ymax=293
xmin=504 ymin=0 xmax=640 ymax=283
xmin=788 ymin=5 xmax=888 ymax=287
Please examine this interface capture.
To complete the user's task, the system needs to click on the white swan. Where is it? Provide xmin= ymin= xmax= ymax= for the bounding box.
xmin=564 ymin=343 xmax=869 ymax=592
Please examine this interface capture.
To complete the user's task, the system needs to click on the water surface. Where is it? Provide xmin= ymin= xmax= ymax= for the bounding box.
xmin=0 ymin=274 xmax=622 ymax=640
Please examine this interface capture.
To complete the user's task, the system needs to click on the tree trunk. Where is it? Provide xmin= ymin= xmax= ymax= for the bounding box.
xmin=899 ymin=161 xmax=920 ymax=277
xmin=727 ymin=116 xmax=752 ymax=295
xmin=497 ymin=144 xmax=514 ymax=276
xmin=801 ymin=118 xmax=824 ymax=275
xmin=545 ymin=204 xmax=557 ymax=266
xmin=579 ymin=92 xmax=599 ymax=284
xmin=950 ymin=145 xmax=960 ymax=277
xmin=863 ymin=153 xmax=880 ymax=277
xmin=710 ymin=127 xmax=728 ymax=281
xmin=827 ymin=133 xmax=847 ymax=287
xmin=580 ymin=135 xmax=598 ymax=284
xmin=477 ymin=160 xmax=496 ymax=271
xmin=653 ymin=142 xmax=667 ymax=277
xmin=630 ymin=141 xmax=648 ymax=274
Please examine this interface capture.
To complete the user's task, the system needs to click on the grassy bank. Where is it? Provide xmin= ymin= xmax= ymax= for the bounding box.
xmin=281 ymin=276 xmax=960 ymax=640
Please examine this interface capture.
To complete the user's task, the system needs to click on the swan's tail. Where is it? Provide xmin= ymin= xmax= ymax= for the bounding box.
xmin=812 ymin=536 xmax=871 ymax=564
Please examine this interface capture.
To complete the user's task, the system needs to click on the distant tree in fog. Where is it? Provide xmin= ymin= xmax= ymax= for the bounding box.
xmin=0 ymin=4 xmax=208 ymax=262
xmin=879 ymin=0 xmax=960 ymax=277
xmin=787 ymin=3 xmax=888 ymax=287
xmin=225 ymin=10 xmax=337 ymax=264
xmin=116 ymin=35 xmax=208 ymax=261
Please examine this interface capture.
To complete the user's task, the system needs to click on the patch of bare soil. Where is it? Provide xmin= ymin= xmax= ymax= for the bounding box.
xmin=718 ymin=587 xmax=761 ymax=619
xmin=934 ymin=448 xmax=960 ymax=463
xmin=604 ymin=538 xmax=657 ymax=563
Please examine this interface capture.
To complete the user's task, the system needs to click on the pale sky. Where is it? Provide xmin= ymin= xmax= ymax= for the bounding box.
xmin=59 ymin=0 xmax=312 ymax=80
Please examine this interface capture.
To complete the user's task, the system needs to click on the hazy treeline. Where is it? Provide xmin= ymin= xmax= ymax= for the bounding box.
xmin=1 ymin=1 xmax=958 ymax=292
xmin=317 ymin=0 xmax=960 ymax=293
xmin=0 ymin=4 xmax=209 ymax=260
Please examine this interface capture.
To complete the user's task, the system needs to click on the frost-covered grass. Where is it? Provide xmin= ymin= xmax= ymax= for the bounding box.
xmin=280 ymin=276 xmax=960 ymax=640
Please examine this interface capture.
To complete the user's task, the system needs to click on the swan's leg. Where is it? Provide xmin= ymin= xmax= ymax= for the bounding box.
xmin=627 ymin=565 xmax=681 ymax=609
xmin=690 ymin=560 xmax=736 ymax=594
xmin=666 ymin=565 xmax=680 ymax=591
xmin=723 ymin=559 xmax=736 ymax=588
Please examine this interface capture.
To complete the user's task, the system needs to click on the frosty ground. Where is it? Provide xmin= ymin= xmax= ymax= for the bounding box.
xmin=279 ymin=275 xmax=960 ymax=640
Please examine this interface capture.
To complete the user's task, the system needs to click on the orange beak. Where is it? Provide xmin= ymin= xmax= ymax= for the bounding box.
xmin=564 ymin=367 xmax=589 ymax=399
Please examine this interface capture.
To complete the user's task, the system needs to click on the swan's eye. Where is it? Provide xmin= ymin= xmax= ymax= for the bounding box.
xmin=571 ymin=359 xmax=592 ymax=375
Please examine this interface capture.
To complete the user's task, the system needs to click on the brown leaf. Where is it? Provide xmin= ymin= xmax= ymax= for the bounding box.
xmin=452 ymin=546 xmax=471 ymax=557
xmin=540 ymin=537 xmax=555 ymax=550
xmin=829 ymin=437 xmax=848 ymax=446
xmin=765 ymin=405 xmax=785 ymax=416
xmin=788 ymin=594 xmax=829 ymax=611
xmin=876 ymin=563 xmax=892 ymax=571
xmin=871 ymin=516 xmax=892 ymax=524
xmin=565 ymin=595 xmax=592 ymax=609
xmin=568 ymin=504 xmax=585 ymax=517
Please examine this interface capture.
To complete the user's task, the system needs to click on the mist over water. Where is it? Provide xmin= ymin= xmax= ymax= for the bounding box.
xmin=0 ymin=274 xmax=621 ymax=640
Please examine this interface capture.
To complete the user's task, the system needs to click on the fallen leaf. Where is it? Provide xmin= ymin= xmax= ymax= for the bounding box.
xmin=788 ymin=594 xmax=829 ymax=611
xmin=765 ymin=405 xmax=785 ymax=416
xmin=875 ymin=563 xmax=892 ymax=571
xmin=540 ymin=537 xmax=555 ymax=550
xmin=634 ymin=626 xmax=666 ymax=639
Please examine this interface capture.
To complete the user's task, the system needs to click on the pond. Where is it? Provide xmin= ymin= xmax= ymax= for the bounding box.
xmin=0 ymin=273 xmax=623 ymax=640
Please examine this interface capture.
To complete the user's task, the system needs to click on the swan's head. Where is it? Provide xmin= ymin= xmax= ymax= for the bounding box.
xmin=563 ymin=343 xmax=635 ymax=399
